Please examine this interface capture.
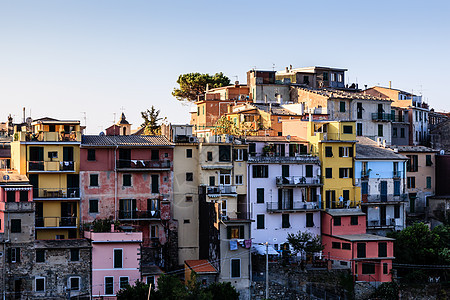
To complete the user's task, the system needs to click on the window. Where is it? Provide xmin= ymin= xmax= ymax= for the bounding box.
xmin=186 ymin=172 xmax=193 ymax=181
xmin=357 ymin=103 xmax=363 ymax=119
xmin=426 ymin=177 xmax=431 ymax=189
xmin=325 ymin=146 xmax=333 ymax=157
xmin=339 ymin=147 xmax=353 ymax=157
xmin=356 ymin=123 xmax=363 ymax=136
xmin=257 ymin=215 xmax=265 ymax=229
xmin=183 ymin=219 xmax=190 ymax=224
xmin=282 ymin=214 xmax=290 ymax=228
xmin=323 ymin=72 xmax=328 ymax=81
xmin=56 ymin=234 xmax=65 ymax=239
xmin=120 ymin=277 xmax=129 ymax=289
xmin=70 ymin=277 xmax=80 ymax=291
xmin=90 ymin=174 xmax=99 ymax=187
xmin=357 ymin=243 xmax=366 ymax=258
xmin=306 ymin=213 xmax=314 ymax=227
xmin=7 ymin=191 xmax=15 ymax=202
xmin=9 ymin=247 xmax=20 ymax=263
xmin=342 ymin=243 xmax=351 ymax=250
xmin=219 ymin=170 xmax=231 ymax=185
xmin=235 ymin=149 xmax=244 ymax=161
xmin=186 ymin=196 xmax=193 ymax=202
xmin=378 ymin=242 xmax=387 ymax=257
xmin=394 ymin=205 xmax=400 ymax=218
xmin=406 ymin=155 xmax=418 ymax=172
xmin=325 ymin=168 xmax=332 ymax=179
xmin=426 ymin=155 xmax=432 ymax=166
xmin=207 ymin=151 xmax=213 ymax=161
xmin=393 ymin=181 xmax=400 ymax=196
xmin=343 ymin=125 xmax=353 ymax=134
xmin=393 ymin=128 xmax=398 ymax=137
xmin=114 ymin=249 xmax=123 ymax=268
xmin=256 ymin=188 xmax=264 ymax=203
xmin=87 ymin=149 xmax=96 ymax=161
xmin=400 ymin=128 xmax=405 ymax=138
xmin=332 ymin=242 xmax=341 ymax=249
xmin=89 ymin=199 xmax=99 ymax=213
xmin=340 ymin=261 xmax=348 ymax=266
xmin=235 ymin=175 xmax=243 ymax=185
xmin=186 ymin=149 xmax=192 ymax=158
xmin=305 ymin=165 xmax=313 ymax=177
xmin=146 ymin=276 xmax=155 ymax=286
xmin=351 ymin=216 xmax=358 ymax=225
xmin=151 ymin=149 xmax=159 ymax=161
xmin=331 ymin=73 xmax=336 ymax=82
xmin=20 ymin=191 xmax=28 ymax=202
xmin=219 ymin=145 xmax=231 ymax=162
xmin=123 ymin=174 xmax=131 ymax=187
xmin=378 ymin=124 xmax=383 ymax=137
xmin=231 ymin=259 xmax=241 ymax=278
xmin=227 ymin=225 xmax=244 ymax=239
xmin=151 ymin=225 xmax=158 ymax=239
xmin=70 ymin=249 xmax=80 ymax=261
xmin=105 ymin=277 xmax=114 ymax=295
xmin=11 ymin=219 xmax=21 ymax=233
xmin=339 ymin=168 xmax=353 ymax=178
xmin=333 ymin=217 xmax=341 ymax=226
xmin=209 ymin=176 xmax=215 ymax=186
xmin=362 ymin=263 xmax=375 ymax=275
xmin=340 ymin=101 xmax=346 ymax=112
xmin=35 ymin=277 xmax=45 ymax=292
xmin=407 ymin=177 xmax=415 ymax=188
xmin=151 ymin=175 xmax=159 ymax=193
xmin=48 ymin=151 xmax=58 ymax=159
xmin=383 ymin=263 xmax=389 ymax=275
xmin=36 ymin=249 xmax=45 ymax=263
xmin=253 ymin=165 xmax=268 ymax=178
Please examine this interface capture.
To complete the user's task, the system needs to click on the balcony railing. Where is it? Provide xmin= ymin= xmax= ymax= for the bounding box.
xmin=361 ymin=193 xmax=407 ymax=203
xmin=28 ymin=161 xmax=75 ymax=172
xmin=21 ymin=131 xmax=80 ymax=142
xmin=367 ymin=218 xmax=395 ymax=228
xmin=117 ymin=210 xmax=161 ymax=220
xmin=267 ymin=201 xmax=319 ymax=212
xmin=33 ymin=188 xmax=80 ymax=199
xmin=248 ymin=154 xmax=320 ymax=164
xmin=275 ymin=176 xmax=322 ymax=186
xmin=35 ymin=216 xmax=78 ymax=228
xmin=372 ymin=113 xmax=392 ymax=121
xmin=207 ymin=185 xmax=237 ymax=195
xmin=116 ymin=159 xmax=171 ymax=170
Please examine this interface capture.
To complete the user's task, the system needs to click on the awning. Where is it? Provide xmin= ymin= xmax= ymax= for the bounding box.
xmin=251 ymin=244 xmax=280 ymax=256
xmin=4 ymin=187 xmax=32 ymax=191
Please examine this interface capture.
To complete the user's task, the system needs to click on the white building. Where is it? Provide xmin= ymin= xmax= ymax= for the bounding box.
xmin=246 ymin=137 xmax=322 ymax=251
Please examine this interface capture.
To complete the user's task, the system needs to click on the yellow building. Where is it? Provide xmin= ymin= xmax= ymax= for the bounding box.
xmin=11 ymin=117 xmax=82 ymax=239
xmin=283 ymin=119 xmax=360 ymax=209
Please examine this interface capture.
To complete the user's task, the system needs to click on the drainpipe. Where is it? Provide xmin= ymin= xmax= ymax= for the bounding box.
xmin=114 ymin=145 xmax=118 ymax=220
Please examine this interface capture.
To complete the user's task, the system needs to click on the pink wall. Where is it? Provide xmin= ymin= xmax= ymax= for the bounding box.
xmin=321 ymin=212 xmax=366 ymax=236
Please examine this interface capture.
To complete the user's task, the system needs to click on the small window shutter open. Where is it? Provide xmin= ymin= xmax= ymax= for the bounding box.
xmin=349 ymin=147 xmax=353 ymax=157
xmin=339 ymin=147 xmax=343 ymax=157
xmin=239 ymin=226 xmax=244 ymax=239
xmin=6 ymin=248 xmax=11 ymax=263
xmin=339 ymin=168 xmax=344 ymax=178
xmin=232 ymin=149 xmax=237 ymax=161
xmin=17 ymin=248 xmax=20 ymax=262
xmin=349 ymin=168 xmax=353 ymax=178
xmin=243 ymin=149 xmax=248 ymax=161
xmin=227 ymin=227 xmax=231 ymax=239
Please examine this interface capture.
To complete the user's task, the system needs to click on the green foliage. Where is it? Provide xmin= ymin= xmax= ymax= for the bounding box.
xmin=172 ymin=72 xmax=230 ymax=103
xmin=151 ymin=275 xmax=188 ymax=300
xmin=287 ymin=231 xmax=324 ymax=255
xmin=213 ymin=115 xmax=241 ymax=136
xmin=141 ymin=106 xmax=163 ymax=135
xmin=88 ymin=218 xmax=120 ymax=233
xmin=117 ymin=281 xmax=150 ymax=300
xmin=202 ymin=282 xmax=239 ymax=300
xmin=370 ymin=282 xmax=399 ymax=300
xmin=338 ymin=273 xmax=354 ymax=296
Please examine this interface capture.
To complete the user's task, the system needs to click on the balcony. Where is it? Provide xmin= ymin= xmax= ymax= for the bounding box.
xmin=33 ymin=188 xmax=80 ymax=199
xmin=367 ymin=218 xmax=396 ymax=229
xmin=28 ymin=161 xmax=75 ymax=172
xmin=248 ymin=154 xmax=320 ymax=164
xmin=207 ymin=185 xmax=237 ymax=196
xmin=1 ymin=201 xmax=34 ymax=212
xmin=35 ymin=216 xmax=78 ymax=228
xmin=116 ymin=159 xmax=171 ymax=171
xmin=117 ymin=210 xmax=161 ymax=220
xmin=361 ymin=193 xmax=407 ymax=204
xmin=18 ymin=131 xmax=81 ymax=142
xmin=276 ymin=176 xmax=322 ymax=186
xmin=266 ymin=201 xmax=319 ymax=212
xmin=371 ymin=113 xmax=392 ymax=121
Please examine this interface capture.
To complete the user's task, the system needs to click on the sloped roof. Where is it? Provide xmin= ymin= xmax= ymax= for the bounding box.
xmin=253 ymin=104 xmax=301 ymax=116
xmin=356 ymin=137 xmax=408 ymax=160
xmin=395 ymin=145 xmax=439 ymax=153
xmin=334 ymin=234 xmax=394 ymax=242
xmin=185 ymin=260 xmax=218 ymax=274
xmin=0 ymin=170 xmax=30 ymax=184
xmin=325 ymin=209 xmax=366 ymax=216
xmin=295 ymin=87 xmax=390 ymax=101
xmin=82 ymin=135 xmax=174 ymax=147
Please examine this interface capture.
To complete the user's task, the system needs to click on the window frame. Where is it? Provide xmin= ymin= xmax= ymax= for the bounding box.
xmin=186 ymin=148 xmax=193 ymax=158
xmin=89 ymin=174 xmax=99 ymax=187
xmin=230 ymin=259 xmax=241 ymax=278
xmin=186 ymin=172 xmax=193 ymax=182
xmin=36 ymin=249 xmax=45 ymax=263
xmin=89 ymin=199 xmax=99 ymax=213
xmin=35 ymin=277 xmax=45 ymax=292
xmin=69 ymin=276 xmax=80 ymax=291
xmin=113 ymin=248 xmax=123 ymax=269
xmin=235 ymin=175 xmax=243 ymax=185
xmin=104 ymin=277 xmax=114 ymax=295
xmin=87 ymin=149 xmax=96 ymax=161
xmin=70 ymin=248 xmax=80 ymax=262
xmin=120 ymin=276 xmax=129 ymax=289
xmin=122 ymin=174 xmax=132 ymax=187
xmin=11 ymin=219 xmax=21 ymax=233
xmin=256 ymin=214 xmax=265 ymax=229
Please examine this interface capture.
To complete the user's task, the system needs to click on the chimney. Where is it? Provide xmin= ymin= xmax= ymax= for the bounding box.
xmin=364 ymin=84 xmax=367 ymax=90
xmin=289 ymin=64 xmax=292 ymax=70
xmin=234 ymin=81 xmax=239 ymax=87
xmin=111 ymin=223 xmax=115 ymax=232
xmin=389 ymin=81 xmax=392 ymax=89
xmin=285 ymin=67 xmax=289 ymax=73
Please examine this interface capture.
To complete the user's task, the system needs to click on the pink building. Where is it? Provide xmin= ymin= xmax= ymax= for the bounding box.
xmin=85 ymin=230 xmax=142 ymax=299
xmin=321 ymin=210 xmax=394 ymax=283
xmin=80 ymin=135 xmax=176 ymax=269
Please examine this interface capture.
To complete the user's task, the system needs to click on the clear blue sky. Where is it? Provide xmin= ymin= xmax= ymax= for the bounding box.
xmin=1 ymin=0 xmax=449 ymax=134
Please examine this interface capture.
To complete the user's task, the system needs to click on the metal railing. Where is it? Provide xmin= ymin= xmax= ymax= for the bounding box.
xmin=267 ymin=201 xmax=319 ymax=212
xmin=276 ymin=176 xmax=322 ymax=186
xmin=35 ymin=216 xmax=78 ymax=228
xmin=367 ymin=218 xmax=395 ymax=228
xmin=248 ymin=154 xmax=320 ymax=164
xmin=117 ymin=210 xmax=161 ymax=220
xmin=361 ymin=194 xmax=407 ymax=203
xmin=371 ymin=113 xmax=392 ymax=121
xmin=116 ymin=159 xmax=171 ymax=169
xmin=207 ymin=185 xmax=237 ymax=194
xmin=28 ymin=161 xmax=75 ymax=171
xmin=33 ymin=188 xmax=80 ymax=199
xmin=23 ymin=131 xmax=79 ymax=142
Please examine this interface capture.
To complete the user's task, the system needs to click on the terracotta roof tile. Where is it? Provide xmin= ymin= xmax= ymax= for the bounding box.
xmin=185 ymin=260 xmax=218 ymax=274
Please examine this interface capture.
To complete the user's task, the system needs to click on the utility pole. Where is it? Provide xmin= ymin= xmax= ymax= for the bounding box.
xmin=265 ymin=242 xmax=269 ymax=299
